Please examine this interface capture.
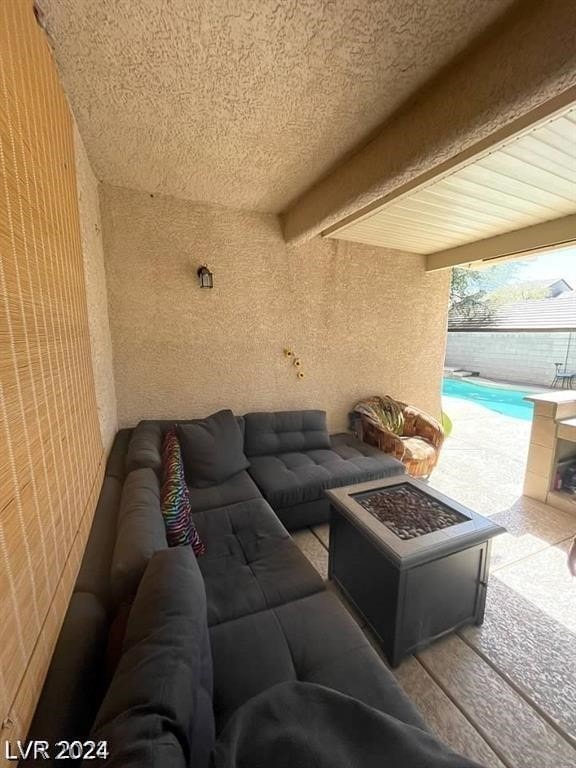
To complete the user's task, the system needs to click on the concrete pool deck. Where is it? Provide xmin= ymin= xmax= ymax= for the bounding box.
xmin=431 ymin=395 xmax=532 ymax=514
xmin=293 ymin=395 xmax=576 ymax=767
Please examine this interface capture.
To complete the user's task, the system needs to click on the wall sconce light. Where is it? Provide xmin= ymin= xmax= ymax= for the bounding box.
xmin=197 ymin=264 xmax=214 ymax=288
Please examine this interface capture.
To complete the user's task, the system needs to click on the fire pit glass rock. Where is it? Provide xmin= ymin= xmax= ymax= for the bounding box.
xmin=353 ymin=483 xmax=469 ymax=540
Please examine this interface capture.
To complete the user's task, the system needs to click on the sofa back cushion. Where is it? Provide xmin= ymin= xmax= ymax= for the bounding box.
xmin=105 ymin=428 xmax=133 ymax=480
xmin=244 ymin=411 xmax=330 ymax=457
xmin=125 ymin=421 xmax=165 ymax=475
xmin=110 ymin=468 xmax=168 ymax=606
xmin=126 ymin=417 xmax=246 ymax=476
xmin=91 ymin=548 xmax=214 ymax=768
xmin=178 ymin=410 xmax=249 ymax=488
xmin=74 ymin=476 xmax=122 ymax=606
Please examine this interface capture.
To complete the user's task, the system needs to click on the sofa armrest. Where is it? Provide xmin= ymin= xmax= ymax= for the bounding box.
xmin=403 ymin=407 xmax=445 ymax=449
xmin=360 ymin=417 xmax=406 ymax=462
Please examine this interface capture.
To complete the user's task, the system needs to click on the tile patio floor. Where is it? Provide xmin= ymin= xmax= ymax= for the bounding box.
xmin=293 ymin=396 xmax=576 ymax=768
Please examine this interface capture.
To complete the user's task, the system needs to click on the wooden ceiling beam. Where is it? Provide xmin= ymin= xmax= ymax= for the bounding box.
xmin=425 ymin=214 xmax=576 ymax=271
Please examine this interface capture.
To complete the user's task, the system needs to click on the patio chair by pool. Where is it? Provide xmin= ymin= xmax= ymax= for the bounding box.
xmin=551 ymin=362 xmax=575 ymax=389
xmin=352 ymin=396 xmax=445 ymax=478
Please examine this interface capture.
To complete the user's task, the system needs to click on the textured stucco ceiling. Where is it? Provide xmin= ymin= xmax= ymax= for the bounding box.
xmin=40 ymin=0 xmax=517 ymax=213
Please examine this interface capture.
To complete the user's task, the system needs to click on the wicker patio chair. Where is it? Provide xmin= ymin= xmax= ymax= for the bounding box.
xmin=352 ymin=396 xmax=445 ymax=478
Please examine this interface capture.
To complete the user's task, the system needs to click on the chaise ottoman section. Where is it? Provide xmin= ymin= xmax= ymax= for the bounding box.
xmin=248 ymin=432 xmax=405 ymax=529
xmin=209 ymin=590 xmax=425 ymax=734
xmin=193 ymin=498 xmax=324 ymax=626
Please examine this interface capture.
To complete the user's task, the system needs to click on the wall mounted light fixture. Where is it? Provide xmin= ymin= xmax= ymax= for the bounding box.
xmin=197 ymin=264 xmax=214 ymax=288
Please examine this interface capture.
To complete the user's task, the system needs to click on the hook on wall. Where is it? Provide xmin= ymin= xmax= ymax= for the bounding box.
xmin=283 ymin=348 xmax=305 ymax=380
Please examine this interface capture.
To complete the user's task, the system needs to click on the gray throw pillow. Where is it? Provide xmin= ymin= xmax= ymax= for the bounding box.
xmin=178 ymin=410 xmax=249 ymax=488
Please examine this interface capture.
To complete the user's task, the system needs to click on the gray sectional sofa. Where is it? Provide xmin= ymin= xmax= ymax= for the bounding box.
xmin=126 ymin=410 xmax=403 ymax=529
xmin=25 ymin=410 xmax=483 ymax=767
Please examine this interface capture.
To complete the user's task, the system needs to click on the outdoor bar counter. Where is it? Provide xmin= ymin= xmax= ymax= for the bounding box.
xmin=524 ymin=391 xmax=576 ymax=514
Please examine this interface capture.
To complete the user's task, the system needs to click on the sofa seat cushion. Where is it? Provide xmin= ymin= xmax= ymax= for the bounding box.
xmin=192 ymin=499 xmax=324 ymax=625
xmin=248 ymin=433 xmax=404 ymax=510
xmin=91 ymin=548 xmax=214 ymax=768
xmin=209 ymin=590 xmax=425 ymax=734
xmin=187 ymin=470 xmax=262 ymax=513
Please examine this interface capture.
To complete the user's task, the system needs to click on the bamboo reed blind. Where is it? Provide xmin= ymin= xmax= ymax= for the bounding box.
xmin=0 ymin=0 xmax=104 ymax=752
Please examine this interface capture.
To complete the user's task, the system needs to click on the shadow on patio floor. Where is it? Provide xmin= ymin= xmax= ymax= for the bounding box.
xmin=294 ymin=395 xmax=576 ymax=767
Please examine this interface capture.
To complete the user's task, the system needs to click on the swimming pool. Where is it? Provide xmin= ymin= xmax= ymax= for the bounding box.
xmin=442 ymin=378 xmax=535 ymax=421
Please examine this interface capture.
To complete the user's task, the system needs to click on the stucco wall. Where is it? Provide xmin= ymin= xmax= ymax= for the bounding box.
xmin=74 ymin=123 xmax=117 ymax=450
xmin=446 ymin=331 xmax=576 ymax=387
xmin=101 ymin=185 xmax=450 ymax=430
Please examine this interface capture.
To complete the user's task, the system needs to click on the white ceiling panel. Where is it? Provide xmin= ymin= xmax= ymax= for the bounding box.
xmin=326 ymin=107 xmax=576 ymax=255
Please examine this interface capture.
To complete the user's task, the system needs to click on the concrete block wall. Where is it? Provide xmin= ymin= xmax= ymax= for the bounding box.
xmin=445 ymin=331 xmax=576 ymax=387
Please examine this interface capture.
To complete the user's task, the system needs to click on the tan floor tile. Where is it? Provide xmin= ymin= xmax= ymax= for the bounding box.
xmin=418 ymin=635 xmax=576 ymax=768
xmin=394 ymin=656 xmax=506 ymax=768
xmin=461 ymin=578 xmax=576 ymax=739
xmin=488 ymin=498 xmax=576 ymax=571
xmin=291 ymin=528 xmax=329 ymax=580
xmin=495 ymin=539 xmax=576 ymax=634
xmin=311 ymin=523 xmax=330 ymax=549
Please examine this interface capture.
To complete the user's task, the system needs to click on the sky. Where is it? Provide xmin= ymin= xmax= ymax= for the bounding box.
xmin=518 ymin=247 xmax=576 ymax=284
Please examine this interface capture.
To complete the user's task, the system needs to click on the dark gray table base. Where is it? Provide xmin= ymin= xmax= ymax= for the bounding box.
xmin=329 ymin=502 xmax=494 ymax=668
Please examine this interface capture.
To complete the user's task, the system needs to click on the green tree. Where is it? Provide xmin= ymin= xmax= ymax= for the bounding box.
xmin=449 ymin=262 xmax=523 ymax=322
xmin=450 ymin=267 xmax=485 ymax=309
xmin=450 ymin=262 xmax=523 ymax=306
xmin=488 ymin=283 xmax=548 ymax=305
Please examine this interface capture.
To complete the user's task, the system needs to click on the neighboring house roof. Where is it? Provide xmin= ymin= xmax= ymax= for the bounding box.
xmin=547 ymin=278 xmax=572 ymax=295
xmin=449 ymin=292 xmax=576 ymax=331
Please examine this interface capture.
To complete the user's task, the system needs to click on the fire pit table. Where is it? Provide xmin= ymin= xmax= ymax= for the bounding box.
xmin=326 ymin=476 xmax=505 ymax=667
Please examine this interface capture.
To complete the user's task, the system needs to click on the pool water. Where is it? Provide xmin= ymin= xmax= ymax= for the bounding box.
xmin=442 ymin=378 xmax=535 ymax=421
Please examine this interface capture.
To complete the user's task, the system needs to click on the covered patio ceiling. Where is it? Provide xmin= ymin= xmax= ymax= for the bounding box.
xmin=39 ymin=0 xmax=517 ymax=213
xmin=39 ymin=0 xmax=576 ymax=268
xmin=325 ymin=105 xmax=576 ymax=266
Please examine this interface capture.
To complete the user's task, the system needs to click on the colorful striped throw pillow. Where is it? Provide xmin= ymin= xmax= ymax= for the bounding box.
xmin=161 ymin=428 xmax=205 ymax=555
